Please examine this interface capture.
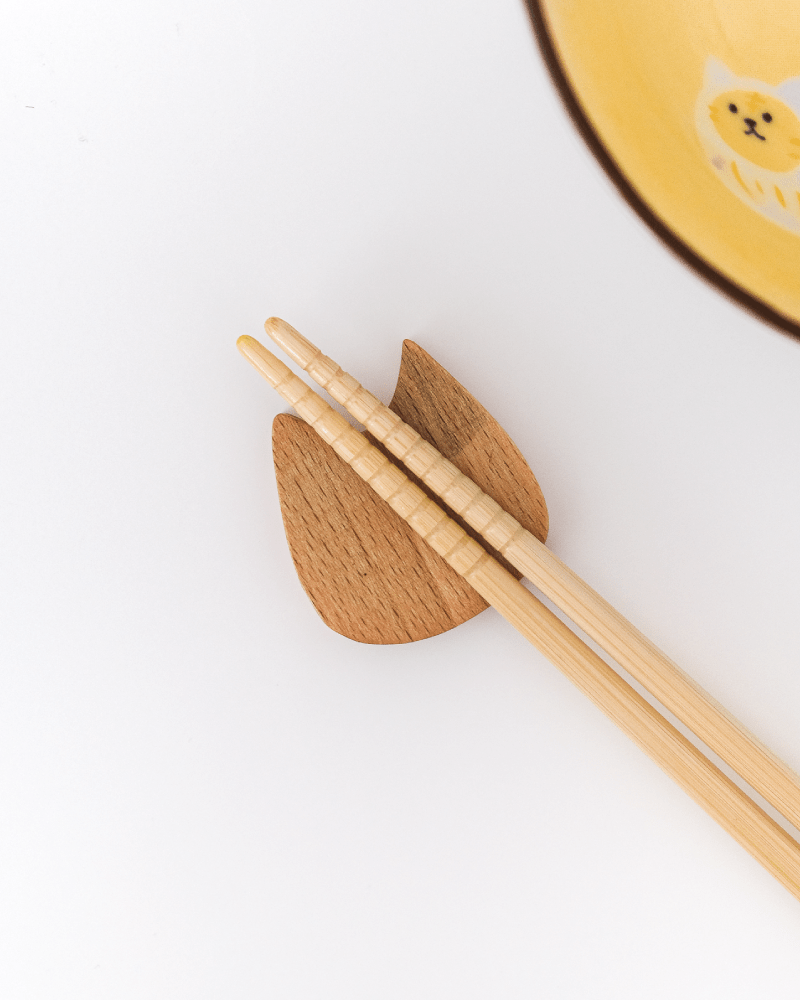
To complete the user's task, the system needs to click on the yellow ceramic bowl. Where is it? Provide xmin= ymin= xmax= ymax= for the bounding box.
xmin=528 ymin=0 xmax=800 ymax=334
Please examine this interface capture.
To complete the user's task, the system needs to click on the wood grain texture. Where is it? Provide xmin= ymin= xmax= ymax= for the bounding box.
xmin=272 ymin=341 xmax=546 ymax=644
xmin=273 ymin=414 xmax=484 ymax=644
xmin=388 ymin=341 xmax=548 ymax=547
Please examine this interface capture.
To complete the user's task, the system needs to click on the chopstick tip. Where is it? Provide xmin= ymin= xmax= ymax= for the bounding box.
xmin=236 ymin=334 xmax=258 ymax=354
xmin=237 ymin=334 xmax=290 ymax=388
xmin=264 ymin=317 xmax=319 ymax=369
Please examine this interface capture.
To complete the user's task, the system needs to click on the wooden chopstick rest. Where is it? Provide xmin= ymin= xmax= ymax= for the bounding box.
xmin=238 ymin=333 xmax=800 ymax=902
xmin=262 ymin=316 xmax=800 ymax=836
xmin=271 ymin=339 xmax=548 ymax=643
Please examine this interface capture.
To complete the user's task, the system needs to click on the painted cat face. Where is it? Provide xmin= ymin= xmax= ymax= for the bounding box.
xmin=709 ymin=89 xmax=800 ymax=172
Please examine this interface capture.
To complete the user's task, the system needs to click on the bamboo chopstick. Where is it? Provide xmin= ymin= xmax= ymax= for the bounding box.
xmin=262 ymin=316 xmax=800 ymax=836
xmin=237 ymin=332 xmax=800 ymax=901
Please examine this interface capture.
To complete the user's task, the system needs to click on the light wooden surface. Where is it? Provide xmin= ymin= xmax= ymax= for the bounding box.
xmin=264 ymin=316 xmax=800 ymax=836
xmin=272 ymin=340 xmax=547 ymax=642
xmin=238 ymin=333 xmax=800 ymax=903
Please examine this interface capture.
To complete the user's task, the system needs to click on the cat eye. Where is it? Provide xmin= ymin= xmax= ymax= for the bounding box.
xmin=762 ymin=112 xmax=773 ymax=123
xmin=728 ymin=103 xmax=738 ymax=114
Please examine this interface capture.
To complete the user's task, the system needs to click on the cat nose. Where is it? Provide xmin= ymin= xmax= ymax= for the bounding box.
xmin=744 ymin=117 xmax=756 ymax=127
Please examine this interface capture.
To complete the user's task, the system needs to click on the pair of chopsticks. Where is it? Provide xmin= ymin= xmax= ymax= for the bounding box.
xmin=238 ymin=318 xmax=800 ymax=900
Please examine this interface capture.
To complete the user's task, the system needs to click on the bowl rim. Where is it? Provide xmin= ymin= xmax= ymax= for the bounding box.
xmin=523 ymin=0 xmax=800 ymax=342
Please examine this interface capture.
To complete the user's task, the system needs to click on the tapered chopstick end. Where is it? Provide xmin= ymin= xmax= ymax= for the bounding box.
xmin=264 ymin=316 xmax=320 ymax=370
xmin=237 ymin=334 xmax=291 ymax=388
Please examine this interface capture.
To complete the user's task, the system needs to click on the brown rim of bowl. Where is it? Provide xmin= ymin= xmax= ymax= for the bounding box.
xmin=523 ymin=0 xmax=800 ymax=341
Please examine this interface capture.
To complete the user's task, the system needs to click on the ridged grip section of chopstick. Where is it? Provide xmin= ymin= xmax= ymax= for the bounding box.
xmin=263 ymin=317 xmax=800 ymax=834
xmin=237 ymin=336 xmax=489 ymax=579
xmin=264 ymin=318 xmax=492 ymax=510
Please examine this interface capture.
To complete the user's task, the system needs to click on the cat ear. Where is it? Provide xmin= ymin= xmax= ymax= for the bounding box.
xmin=703 ymin=56 xmax=735 ymax=92
xmin=776 ymin=76 xmax=800 ymax=111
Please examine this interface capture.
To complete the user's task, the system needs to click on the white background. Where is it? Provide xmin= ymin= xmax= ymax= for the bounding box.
xmin=2 ymin=0 xmax=800 ymax=995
